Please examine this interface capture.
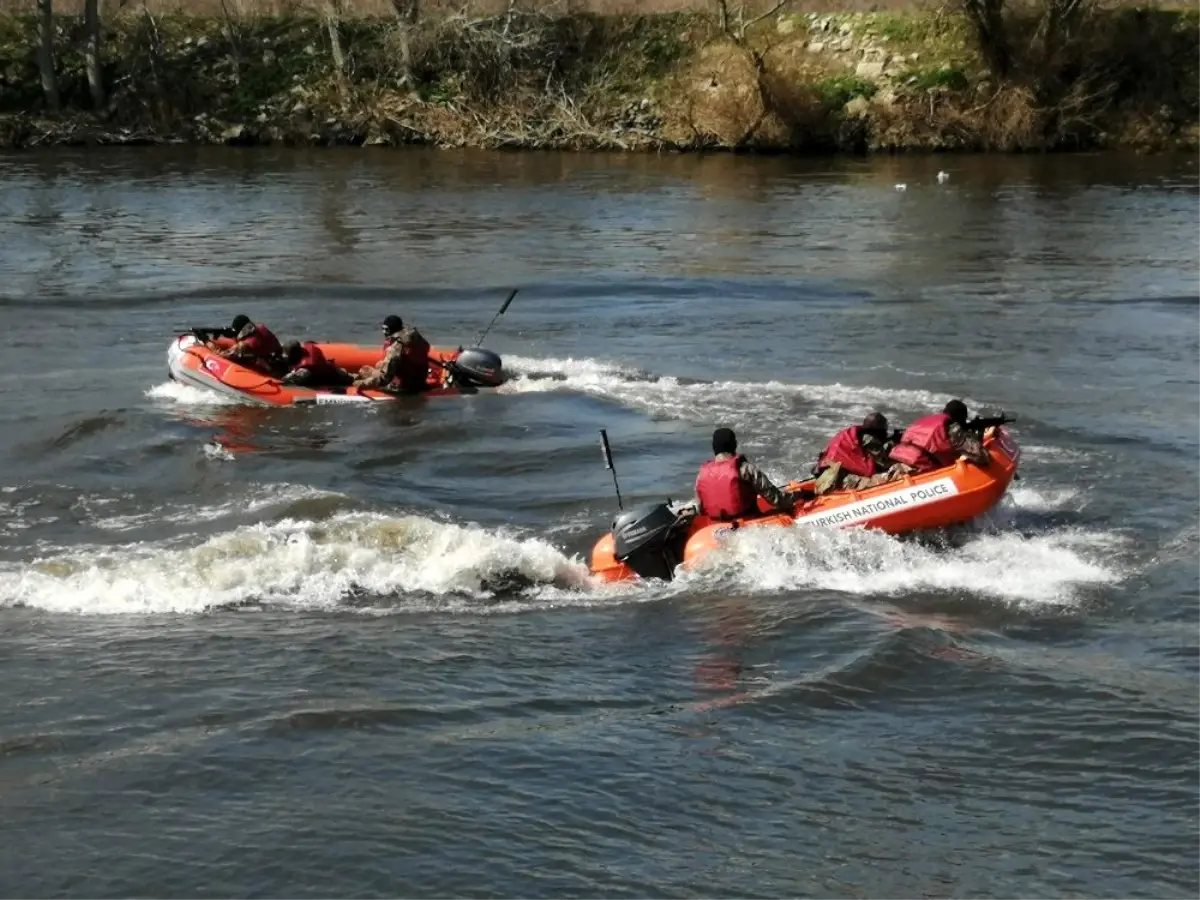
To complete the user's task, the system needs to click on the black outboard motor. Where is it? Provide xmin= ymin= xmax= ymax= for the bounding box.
xmin=447 ymin=347 xmax=505 ymax=388
xmin=612 ymin=501 xmax=694 ymax=581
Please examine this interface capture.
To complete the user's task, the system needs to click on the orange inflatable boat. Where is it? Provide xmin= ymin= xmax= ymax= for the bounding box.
xmin=589 ymin=425 xmax=1021 ymax=583
xmin=166 ymin=333 xmax=507 ymax=406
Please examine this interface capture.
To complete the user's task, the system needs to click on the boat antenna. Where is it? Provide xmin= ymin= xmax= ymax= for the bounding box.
xmin=599 ymin=429 xmax=623 ymax=510
xmin=473 ymin=289 xmax=518 ymax=347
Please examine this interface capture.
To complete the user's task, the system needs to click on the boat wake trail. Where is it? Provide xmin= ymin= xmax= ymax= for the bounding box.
xmin=146 ymin=380 xmax=238 ymax=407
xmin=667 ymin=477 xmax=1127 ymax=610
xmin=499 ymin=354 xmax=1006 ymax=478
xmin=0 ymin=509 xmax=594 ymax=616
xmin=502 ymin=354 xmax=956 ymax=429
xmin=679 ymin=514 xmax=1126 ymax=610
xmin=0 ymin=484 xmax=1128 ymax=616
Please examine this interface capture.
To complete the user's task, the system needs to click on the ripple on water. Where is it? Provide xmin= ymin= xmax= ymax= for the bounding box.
xmin=0 ymin=149 xmax=1197 ymax=900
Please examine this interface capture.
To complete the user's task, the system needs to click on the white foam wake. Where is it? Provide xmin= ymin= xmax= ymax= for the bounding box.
xmin=686 ymin=525 xmax=1123 ymax=609
xmin=145 ymin=380 xmax=239 ymax=407
xmin=677 ymin=507 xmax=1125 ymax=609
xmin=0 ymin=512 xmax=594 ymax=616
xmin=0 ymin=465 xmax=1120 ymax=616
xmin=496 ymin=353 xmax=1027 ymax=480
xmin=500 ymin=354 xmax=956 ymax=431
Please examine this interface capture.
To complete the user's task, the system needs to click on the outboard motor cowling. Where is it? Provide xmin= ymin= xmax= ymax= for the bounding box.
xmin=612 ymin=501 xmax=693 ymax=581
xmin=448 ymin=347 xmax=505 ymax=388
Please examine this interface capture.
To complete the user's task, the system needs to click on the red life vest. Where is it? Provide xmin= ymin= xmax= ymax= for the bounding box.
xmin=816 ymin=425 xmax=878 ymax=478
xmin=889 ymin=413 xmax=956 ymax=472
xmin=387 ymin=329 xmax=431 ymax=390
xmin=242 ymin=324 xmax=282 ymax=358
xmin=295 ymin=341 xmax=328 ymax=371
xmin=695 ymin=455 xmax=757 ymax=520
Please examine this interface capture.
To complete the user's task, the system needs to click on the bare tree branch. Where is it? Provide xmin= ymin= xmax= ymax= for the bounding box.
xmin=741 ymin=0 xmax=790 ymax=39
xmin=84 ymin=0 xmax=105 ymax=109
xmin=36 ymin=0 xmax=60 ymax=111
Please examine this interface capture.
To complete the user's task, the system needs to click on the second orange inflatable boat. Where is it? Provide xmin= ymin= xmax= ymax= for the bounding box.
xmin=589 ymin=426 xmax=1021 ymax=583
xmin=166 ymin=333 xmax=506 ymax=406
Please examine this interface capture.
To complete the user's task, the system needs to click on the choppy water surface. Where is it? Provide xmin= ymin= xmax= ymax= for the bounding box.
xmin=0 ymin=147 xmax=1196 ymax=898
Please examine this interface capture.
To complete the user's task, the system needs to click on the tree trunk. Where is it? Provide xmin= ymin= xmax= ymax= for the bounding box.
xmin=35 ymin=0 xmax=60 ymax=111
xmin=960 ymin=0 xmax=1012 ymax=79
xmin=324 ymin=0 xmax=346 ymax=79
xmin=391 ymin=0 xmax=418 ymax=86
xmin=84 ymin=0 xmax=105 ymax=110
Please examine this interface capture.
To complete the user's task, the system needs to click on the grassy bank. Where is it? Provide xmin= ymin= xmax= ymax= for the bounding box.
xmin=1 ymin=1 xmax=1196 ymax=152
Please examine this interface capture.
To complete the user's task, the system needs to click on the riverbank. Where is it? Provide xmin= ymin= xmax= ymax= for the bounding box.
xmin=2 ymin=4 xmax=1196 ymax=153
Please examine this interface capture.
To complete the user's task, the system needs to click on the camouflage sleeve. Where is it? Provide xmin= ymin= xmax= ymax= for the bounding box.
xmin=377 ymin=340 xmax=405 ymax=380
xmin=860 ymin=433 xmax=891 ymax=467
xmin=739 ymin=459 xmax=794 ymax=509
xmin=948 ymin=422 xmax=991 ymax=465
xmin=222 ymin=340 xmax=252 ymax=359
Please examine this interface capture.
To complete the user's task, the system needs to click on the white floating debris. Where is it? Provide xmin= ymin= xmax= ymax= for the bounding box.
xmin=937 ymin=170 xmax=950 ymax=183
xmin=894 ymin=183 xmax=907 ymax=191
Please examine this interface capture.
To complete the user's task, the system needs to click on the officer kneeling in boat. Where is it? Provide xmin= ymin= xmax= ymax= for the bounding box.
xmin=353 ymin=315 xmax=432 ymax=394
xmin=212 ymin=314 xmax=285 ymax=374
xmin=889 ymin=399 xmax=990 ymax=474
xmin=811 ymin=411 xmax=903 ymax=496
xmin=280 ymin=340 xmax=353 ymax=388
xmin=693 ymin=427 xmax=800 ymax=520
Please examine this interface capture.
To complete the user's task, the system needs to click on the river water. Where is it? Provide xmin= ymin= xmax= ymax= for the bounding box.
xmin=0 ymin=147 xmax=1196 ymax=898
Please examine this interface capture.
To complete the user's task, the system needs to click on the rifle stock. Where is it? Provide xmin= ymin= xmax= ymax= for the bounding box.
xmin=965 ymin=414 xmax=1015 ymax=432
xmin=187 ymin=325 xmax=236 ymax=340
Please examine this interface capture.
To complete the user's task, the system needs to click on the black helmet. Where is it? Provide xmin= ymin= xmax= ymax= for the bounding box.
xmin=712 ymin=427 xmax=737 ymax=455
xmin=943 ymin=399 xmax=968 ymax=424
xmin=231 ymin=314 xmax=252 ymax=333
xmin=282 ymin=339 xmax=302 ymax=363
xmin=862 ymin=412 xmax=889 ymax=437
xmin=381 ymin=315 xmax=403 ymax=335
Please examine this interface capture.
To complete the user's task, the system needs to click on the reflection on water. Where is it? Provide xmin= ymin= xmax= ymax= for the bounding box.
xmin=1 ymin=148 xmax=1195 ymax=303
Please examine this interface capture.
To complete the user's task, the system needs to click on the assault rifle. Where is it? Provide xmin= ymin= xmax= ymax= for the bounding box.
xmin=964 ymin=413 xmax=1016 ymax=433
xmin=186 ymin=325 xmax=238 ymax=342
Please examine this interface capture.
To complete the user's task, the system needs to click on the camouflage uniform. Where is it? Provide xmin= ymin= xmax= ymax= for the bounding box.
xmin=889 ymin=420 xmax=991 ymax=476
xmin=813 ymin=431 xmax=901 ymax=495
xmin=223 ymin=322 xmax=258 ymax=357
xmin=947 ymin=421 xmax=990 ymax=466
xmin=354 ymin=326 xmax=423 ymax=390
xmin=693 ymin=452 xmax=796 ymax=512
xmin=218 ymin=322 xmax=286 ymax=375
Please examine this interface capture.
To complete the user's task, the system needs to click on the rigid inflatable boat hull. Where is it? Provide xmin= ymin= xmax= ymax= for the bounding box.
xmin=589 ymin=427 xmax=1020 ymax=583
xmin=166 ymin=334 xmax=505 ymax=407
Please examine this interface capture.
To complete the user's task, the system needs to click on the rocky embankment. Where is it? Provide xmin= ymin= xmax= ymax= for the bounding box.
xmin=1 ymin=6 xmax=1196 ymax=152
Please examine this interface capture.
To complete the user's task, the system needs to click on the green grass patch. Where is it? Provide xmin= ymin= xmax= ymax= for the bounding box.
xmin=903 ymin=64 xmax=970 ymax=92
xmin=814 ymin=73 xmax=877 ymax=109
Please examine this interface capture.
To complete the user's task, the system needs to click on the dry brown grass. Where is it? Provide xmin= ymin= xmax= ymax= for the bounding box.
xmin=1 ymin=0 xmax=1184 ymax=16
xmin=1 ymin=0 xmax=1194 ymax=152
xmin=657 ymin=36 xmax=850 ymax=150
xmin=0 ymin=0 xmax=960 ymax=17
